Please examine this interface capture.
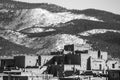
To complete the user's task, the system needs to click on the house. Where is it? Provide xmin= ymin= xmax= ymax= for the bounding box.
xmin=88 ymin=50 xmax=108 ymax=60
xmin=75 ymin=50 xmax=108 ymax=71
xmin=0 ymin=57 xmax=14 ymax=70
xmin=87 ymin=50 xmax=108 ymax=71
xmin=90 ymin=57 xmax=106 ymax=72
xmin=107 ymin=60 xmax=119 ymax=70
xmin=14 ymin=55 xmax=38 ymax=68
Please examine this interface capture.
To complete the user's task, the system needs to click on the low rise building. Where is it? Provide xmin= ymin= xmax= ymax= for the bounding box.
xmin=107 ymin=60 xmax=119 ymax=70
xmin=0 ymin=57 xmax=14 ymax=70
xmin=80 ymin=53 xmax=90 ymax=70
xmin=87 ymin=50 xmax=108 ymax=72
xmin=91 ymin=58 xmax=106 ymax=71
xmin=14 ymin=55 xmax=38 ymax=68
xmin=88 ymin=50 xmax=108 ymax=60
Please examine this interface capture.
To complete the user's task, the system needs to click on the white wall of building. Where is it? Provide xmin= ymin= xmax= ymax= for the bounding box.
xmin=100 ymin=52 xmax=108 ymax=60
xmin=91 ymin=58 xmax=106 ymax=70
xmin=107 ymin=60 xmax=119 ymax=70
xmin=88 ymin=50 xmax=108 ymax=60
xmin=81 ymin=54 xmax=89 ymax=70
xmin=25 ymin=56 xmax=38 ymax=67
xmin=88 ymin=50 xmax=98 ymax=59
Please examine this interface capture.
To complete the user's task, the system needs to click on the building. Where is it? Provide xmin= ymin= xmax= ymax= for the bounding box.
xmin=14 ymin=55 xmax=38 ymax=68
xmin=80 ymin=53 xmax=90 ymax=70
xmin=0 ymin=71 xmax=54 ymax=80
xmin=75 ymin=50 xmax=108 ymax=71
xmin=108 ymin=70 xmax=120 ymax=80
xmin=0 ymin=57 xmax=14 ymax=70
xmin=90 ymin=57 xmax=106 ymax=71
xmin=0 ymin=44 xmax=119 ymax=78
xmin=64 ymin=44 xmax=74 ymax=54
xmin=87 ymin=50 xmax=108 ymax=72
xmin=107 ymin=60 xmax=119 ymax=70
xmin=88 ymin=50 xmax=108 ymax=60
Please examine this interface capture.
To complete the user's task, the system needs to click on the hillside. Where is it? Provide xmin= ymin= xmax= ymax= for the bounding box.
xmin=0 ymin=0 xmax=120 ymax=58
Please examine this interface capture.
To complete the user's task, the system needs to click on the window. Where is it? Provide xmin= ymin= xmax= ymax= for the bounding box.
xmin=112 ymin=64 xmax=115 ymax=68
xmin=99 ymin=64 xmax=102 ymax=70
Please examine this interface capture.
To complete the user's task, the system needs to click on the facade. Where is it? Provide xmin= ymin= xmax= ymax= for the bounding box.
xmin=91 ymin=58 xmax=106 ymax=71
xmin=107 ymin=60 xmax=119 ymax=70
xmin=64 ymin=54 xmax=81 ymax=65
xmin=0 ymin=57 xmax=14 ymax=69
xmin=14 ymin=55 xmax=38 ymax=68
xmin=80 ymin=53 xmax=90 ymax=70
xmin=87 ymin=50 xmax=108 ymax=71
xmin=88 ymin=50 xmax=108 ymax=60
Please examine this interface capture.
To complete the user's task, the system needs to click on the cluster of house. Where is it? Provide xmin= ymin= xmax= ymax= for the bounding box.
xmin=0 ymin=44 xmax=120 ymax=80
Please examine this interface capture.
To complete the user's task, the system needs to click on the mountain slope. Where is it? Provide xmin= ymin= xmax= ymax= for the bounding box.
xmin=0 ymin=8 xmax=102 ymax=31
xmin=0 ymin=1 xmax=120 ymax=59
xmin=0 ymin=0 xmax=67 ymax=12
xmin=70 ymin=9 xmax=120 ymax=23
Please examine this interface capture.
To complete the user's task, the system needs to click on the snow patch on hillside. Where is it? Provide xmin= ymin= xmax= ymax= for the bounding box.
xmin=55 ymin=34 xmax=91 ymax=50
xmin=0 ymin=9 xmax=9 ymax=13
xmin=21 ymin=27 xmax=56 ymax=33
xmin=45 ymin=29 xmax=55 ymax=32
xmin=3 ymin=8 xmax=103 ymax=31
xmin=0 ymin=30 xmax=92 ymax=52
xmin=30 ymin=8 xmax=103 ymax=27
xmin=22 ymin=28 xmax=45 ymax=33
xmin=79 ymin=29 xmax=120 ymax=36
xmin=0 ymin=30 xmax=31 ymax=46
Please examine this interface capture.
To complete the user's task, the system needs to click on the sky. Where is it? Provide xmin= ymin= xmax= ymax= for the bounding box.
xmin=14 ymin=0 xmax=120 ymax=14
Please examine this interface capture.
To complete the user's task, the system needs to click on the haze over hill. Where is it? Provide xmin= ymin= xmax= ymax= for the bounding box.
xmin=0 ymin=0 xmax=120 ymax=59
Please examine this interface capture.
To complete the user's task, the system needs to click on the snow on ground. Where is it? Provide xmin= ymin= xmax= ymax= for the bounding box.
xmin=55 ymin=34 xmax=91 ymax=50
xmin=8 ymin=8 xmax=103 ymax=31
xmin=0 ymin=30 xmax=92 ymax=51
xmin=30 ymin=8 xmax=103 ymax=27
xmin=24 ymin=28 xmax=55 ymax=33
xmin=0 ymin=30 xmax=32 ymax=46
xmin=23 ymin=28 xmax=45 ymax=33
xmin=45 ymin=29 xmax=55 ymax=32
xmin=79 ymin=29 xmax=120 ymax=36
xmin=0 ymin=9 xmax=9 ymax=13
